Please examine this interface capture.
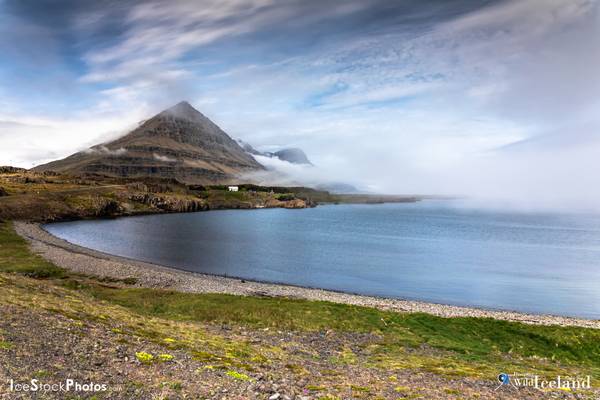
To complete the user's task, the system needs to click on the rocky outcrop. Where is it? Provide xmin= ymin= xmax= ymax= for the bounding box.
xmin=0 ymin=166 xmax=27 ymax=174
xmin=263 ymin=198 xmax=309 ymax=209
xmin=95 ymin=199 xmax=124 ymax=218
xmin=125 ymin=182 xmax=149 ymax=192
xmin=127 ymin=193 xmax=208 ymax=213
xmin=125 ymin=192 xmax=311 ymax=213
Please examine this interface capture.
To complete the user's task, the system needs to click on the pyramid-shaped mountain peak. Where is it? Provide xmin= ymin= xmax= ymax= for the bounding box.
xmin=159 ymin=100 xmax=209 ymax=123
xmin=173 ymin=100 xmax=193 ymax=108
xmin=166 ymin=100 xmax=198 ymax=114
xmin=33 ymin=101 xmax=263 ymax=184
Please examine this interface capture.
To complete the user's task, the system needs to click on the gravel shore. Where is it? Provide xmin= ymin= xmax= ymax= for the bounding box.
xmin=14 ymin=221 xmax=600 ymax=329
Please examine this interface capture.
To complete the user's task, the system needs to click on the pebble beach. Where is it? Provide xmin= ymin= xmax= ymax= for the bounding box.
xmin=14 ymin=221 xmax=600 ymax=329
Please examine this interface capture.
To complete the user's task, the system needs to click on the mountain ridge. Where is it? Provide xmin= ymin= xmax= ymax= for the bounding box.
xmin=236 ymin=139 xmax=313 ymax=165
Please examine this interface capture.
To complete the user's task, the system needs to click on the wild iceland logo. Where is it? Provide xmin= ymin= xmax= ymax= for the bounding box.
xmin=495 ymin=372 xmax=592 ymax=392
xmin=495 ymin=373 xmax=518 ymax=390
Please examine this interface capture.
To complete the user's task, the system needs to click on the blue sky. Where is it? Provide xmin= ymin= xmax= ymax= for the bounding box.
xmin=1 ymin=0 xmax=599 ymax=209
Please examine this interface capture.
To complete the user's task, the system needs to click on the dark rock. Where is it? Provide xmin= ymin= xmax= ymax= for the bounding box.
xmin=97 ymin=200 xmax=123 ymax=217
xmin=127 ymin=193 xmax=207 ymax=213
xmin=126 ymin=182 xmax=148 ymax=192
xmin=187 ymin=184 xmax=207 ymax=191
xmin=272 ymin=148 xmax=312 ymax=165
xmin=0 ymin=166 xmax=27 ymax=174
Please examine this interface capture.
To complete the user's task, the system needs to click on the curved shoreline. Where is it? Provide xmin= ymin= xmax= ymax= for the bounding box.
xmin=14 ymin=221 xmax=600 ymax=329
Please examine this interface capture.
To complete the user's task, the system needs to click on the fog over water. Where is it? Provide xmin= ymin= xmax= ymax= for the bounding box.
xmin=1 ymin=0 xmax=599 ymax=212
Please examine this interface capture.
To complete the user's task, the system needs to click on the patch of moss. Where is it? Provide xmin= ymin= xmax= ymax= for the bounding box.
xmin=330 ymin=347 xmax=357 ymax=365
xmin=158 ymin=353 xmax=174 ymax=362
xmin=444 ymin=388 xmax=461 ymax=395
xmin=135 ymin=351 xmax=154 ymax=364
xmin=285 ymin=363 xmax=308 ymax=375
xmin=163 ymin=381 xmax=182 ymax=390
xmin=0 ymin=340 xmax=12 ymax=350
xmin=317 ymin=395 xmax=340 ymax=400
xmin=225 ymin=370 xmax=251 ymax=381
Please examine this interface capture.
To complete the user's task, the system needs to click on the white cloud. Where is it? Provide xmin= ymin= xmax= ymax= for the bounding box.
xmin=203 ymin=0 xmax=600 ymax=210
xmin=2 ymin=0 xmax=599 ymax=211
xmin=0 ymin=108 xmax=146 ymax=168
xmin=81 ymin=0 xmax=275 ymax=84
xmin=84 ymin=146 xmax=128 ymax=156
xmin=153 ymin=153 xmax=176 ymax=162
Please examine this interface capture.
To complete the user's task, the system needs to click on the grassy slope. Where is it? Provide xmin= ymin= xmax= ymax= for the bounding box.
xmin=0 ymin=221 xmax=599 ymax=397
xmin=0 ymin=222 xmax=65 ymax=278
xmin=88 ymin=288 xmax=600 ymax=378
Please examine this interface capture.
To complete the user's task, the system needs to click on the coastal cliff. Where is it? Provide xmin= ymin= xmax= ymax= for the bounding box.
xmin=0 ymin=170 xmax=313 ymax=222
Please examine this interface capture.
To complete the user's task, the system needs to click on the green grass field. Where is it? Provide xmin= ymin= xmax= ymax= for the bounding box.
xmin=0 ymin=222 xmax=65 ymax=278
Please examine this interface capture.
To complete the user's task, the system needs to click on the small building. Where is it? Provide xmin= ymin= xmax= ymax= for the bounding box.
xmin=228 ymin=186 xmax=239 ymax=192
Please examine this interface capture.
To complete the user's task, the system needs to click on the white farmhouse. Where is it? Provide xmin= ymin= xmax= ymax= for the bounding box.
xmin=228 ymin=186 xmax=239 ymax=192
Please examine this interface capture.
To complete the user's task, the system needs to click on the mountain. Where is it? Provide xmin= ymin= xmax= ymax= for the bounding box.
xmin=235 ymin=139 xmax=263 ymax=156
xmin=236 ymin=140 xmax=313 ymax=165
xmin=33 ymin=102 xmax=264 ymax=184
xmin=272 ymin=148 xmax=312 ymax=165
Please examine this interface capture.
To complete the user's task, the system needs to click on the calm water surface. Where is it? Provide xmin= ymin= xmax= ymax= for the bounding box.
xmin=45 ymin=201 xmax=600 ymax=318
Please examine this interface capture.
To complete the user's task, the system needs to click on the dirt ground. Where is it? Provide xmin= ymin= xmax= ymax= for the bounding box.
xmin=0 ymin=279 xmax=585 ymax=400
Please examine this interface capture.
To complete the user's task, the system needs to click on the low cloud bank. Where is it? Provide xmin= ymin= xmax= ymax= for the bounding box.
xmin=153 ymin=153 xmax=176 ymax=162
xmin=84 ymin=146 xmax=127 ymax=156
xmin=241 ymin=155 xmax=362 ymax=192
xmin=242 ymin=155 xmax=320 ymax=187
